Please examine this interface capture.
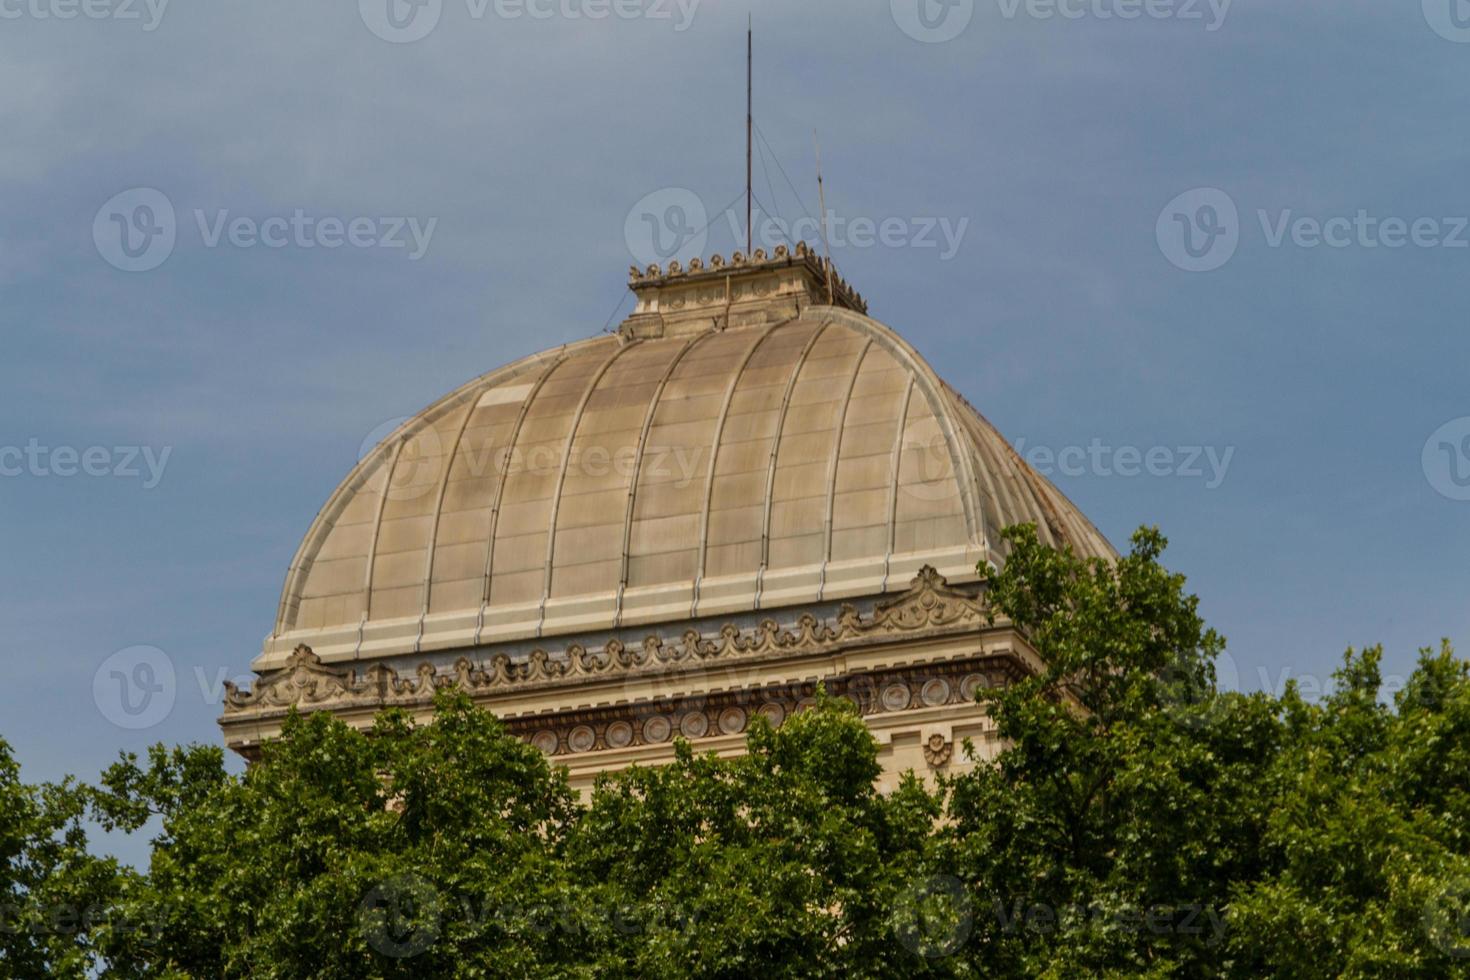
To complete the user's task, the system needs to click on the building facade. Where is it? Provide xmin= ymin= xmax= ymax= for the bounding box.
xmin=219 ymin=244 xmax=1112 ymax=791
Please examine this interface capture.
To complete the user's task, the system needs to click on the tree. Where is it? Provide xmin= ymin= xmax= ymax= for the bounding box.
xmin=0 ymin=736 xmax=126 ymax=978
xmin=4 ymin=522 xmax=1468 ymax=977
xmin=83 ymin=692 xmax=939 ymax=979
xmin=570 ymin=691 xmax=939 ymax=978
xmin=935 ymin=524 xmax=1470 ymax=978
xmin=89 ymin=699 xmax=582 ymax=978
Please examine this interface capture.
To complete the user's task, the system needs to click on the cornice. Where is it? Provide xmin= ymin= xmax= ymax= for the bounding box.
xmin=220 ymin=566 xmax=994 ymax=742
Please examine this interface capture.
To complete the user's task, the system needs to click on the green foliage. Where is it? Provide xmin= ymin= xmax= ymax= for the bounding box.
xmin=570 ymin=691 xmax=932 ymax=978
xmin=935 ymin=525 xmax=1470 ymax=978
xmin=0 ymin=737 xmax=128 ymax=979
xmin=3 ymin=523 xmax=1469 ymax=977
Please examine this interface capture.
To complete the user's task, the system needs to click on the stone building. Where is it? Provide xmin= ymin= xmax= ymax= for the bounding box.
xmin=219 ymin=244 xmax=1113 ymax=791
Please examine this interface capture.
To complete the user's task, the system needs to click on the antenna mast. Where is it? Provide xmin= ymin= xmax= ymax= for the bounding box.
xmin=814 ymin=130 xmax=834 ymax=305
xmin=746 ymin=16 xmax=753 ymax=256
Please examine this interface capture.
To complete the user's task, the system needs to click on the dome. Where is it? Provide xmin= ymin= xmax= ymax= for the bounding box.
xmin=259 ymin=247 xmax=1111 ymax=670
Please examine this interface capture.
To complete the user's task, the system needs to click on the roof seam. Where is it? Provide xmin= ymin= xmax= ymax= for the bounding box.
xmin=754 ymin=321 xmax=832 ymax=610
xmin=809 ymin=309 xmax=984 ymax=550
xmin=614 ymin=330 xmax=713 ymax=625
xmin=276 ymin=338 xmax=603 ymax=635
xmin=538 ymin=339 xmax=644 ymax=636
xmin=691 ymin=318 xmax=793 ymax=616
xmin=818 ymin=336 xmax=874 ymax=600
xmin=882 ymin=375 xmax=917 ymax=592
xmin=415 ymin=384 xmax=486 ymax=649
xmin=361 ymin=437 xmax=405 ymax=645
xmin=475 ymin=353 xmax=572 ymax=642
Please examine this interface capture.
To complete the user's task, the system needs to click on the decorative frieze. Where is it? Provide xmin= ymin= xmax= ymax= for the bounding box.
xmin=222 ymin=566 xmax=988 ymax=727
xmin=506 ymin=656 xmax=1012 ymax=758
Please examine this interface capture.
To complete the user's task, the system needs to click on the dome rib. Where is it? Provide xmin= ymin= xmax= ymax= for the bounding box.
xmin=882 ymin=374 xmax=919 ymax=591
xmin=615 ymin=329 xmax=714 ymax=626
xmin=415 ymin=371 xmax=490 ymax=650
xmin=689 ymin=318 xmax=793 ymax=615
xmin=753 ymin=321 xmax=834 ymax=609
xmin=805 ymin=307 xmax=985 ymax=555
xmin=816 ymin=336 xmax=874 ymax=599
xmin=538 ymin=339 xmax=644 ymax=637
xmin=363 ymin=437 xmax=404 ymax=624
xmin=273 ymin=340 xmax=594 ymax=639
xmin=472 ymin=352 xmax=570 ymax=644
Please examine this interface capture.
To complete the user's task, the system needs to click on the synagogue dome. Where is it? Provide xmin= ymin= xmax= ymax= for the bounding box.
xmin=259 ymin=245 xmax=1111 ymax=670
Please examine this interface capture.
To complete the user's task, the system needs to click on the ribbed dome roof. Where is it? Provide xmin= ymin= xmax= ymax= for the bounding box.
xmin=261 ymin=253 xmax=1111 ymax=669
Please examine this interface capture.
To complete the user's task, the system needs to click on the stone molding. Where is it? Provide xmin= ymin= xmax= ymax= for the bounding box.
xmin=619 ymin=243 xmax=868 ymax=340
xmin=510 ymin=656 xmax=1012 ymax=759
xmin=221 ymin=566 xmax=990 ymax=738
xmin=626 ymin=242 xmax=867 ymax=314
xmin=923 ymin=734 xmax=955 ymax=768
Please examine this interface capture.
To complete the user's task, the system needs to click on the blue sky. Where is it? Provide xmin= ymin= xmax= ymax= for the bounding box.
xmin=3 ymin=0 xmax=1468 ymax=862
